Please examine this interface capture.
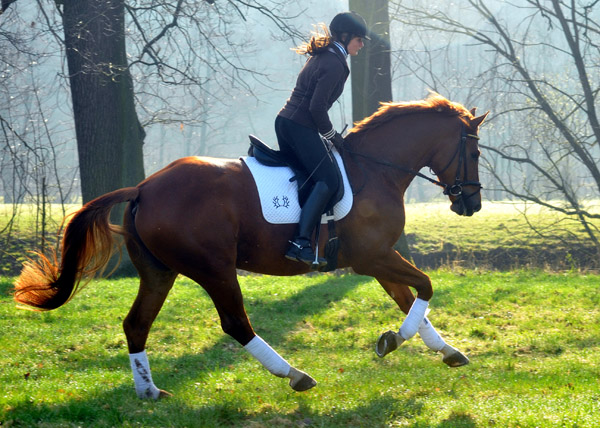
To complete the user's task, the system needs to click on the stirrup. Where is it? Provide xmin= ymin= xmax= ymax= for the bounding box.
xmin=312 ymin=235 xmax=327 ymax=270
xmin=285 ymin=240 xmax=326 ymax=269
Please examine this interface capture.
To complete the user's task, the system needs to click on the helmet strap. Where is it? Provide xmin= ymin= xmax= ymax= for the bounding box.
xmin=333 ymin=32 xmax=351 ymax=52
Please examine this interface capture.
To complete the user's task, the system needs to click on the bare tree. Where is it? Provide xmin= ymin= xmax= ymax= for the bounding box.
xmin=3 ymin=0 xmax=301 ymax=208
xmin=1 ymin=4 xmax=78 ymax=275
xmin=390 ymin=0 xmax=600 ymax=263
xmin=1 ymin=0 xmax=303 ymax=274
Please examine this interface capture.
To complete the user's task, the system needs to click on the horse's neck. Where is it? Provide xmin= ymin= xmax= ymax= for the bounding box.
xmin=348 ymin=127 xmax=436 ymax=183
xmin=346 ymin=116 xmax=457 ymax=202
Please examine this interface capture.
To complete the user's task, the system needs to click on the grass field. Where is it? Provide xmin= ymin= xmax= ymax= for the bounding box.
xmin=403 ymin=201 xmax=600 ymax=270
xmin=1 ymin=271 xmax=599 ymax=427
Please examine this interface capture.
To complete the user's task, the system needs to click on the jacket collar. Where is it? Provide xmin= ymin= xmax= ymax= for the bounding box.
xmin=328 ymin=43 xmax=350 ymax=73
xmin=332 ymin=41 xmax=348 ymax=57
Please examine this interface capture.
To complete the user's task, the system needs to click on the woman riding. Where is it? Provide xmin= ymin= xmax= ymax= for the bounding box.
xmin=276 ymin=11 xmax=369 ymax=267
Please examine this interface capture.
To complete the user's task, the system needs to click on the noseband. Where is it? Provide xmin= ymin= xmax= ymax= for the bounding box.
xmin=343 ymin=124 xmax=482 ymax=197
xmin=438 ymin=126 xmax=482 ymax=199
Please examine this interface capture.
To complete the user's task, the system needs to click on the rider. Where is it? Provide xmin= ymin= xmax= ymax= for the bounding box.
xmin=276 ymin=11 xmax=369 ymax=267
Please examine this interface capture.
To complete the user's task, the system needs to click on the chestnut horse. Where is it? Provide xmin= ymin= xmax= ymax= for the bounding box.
xmin=14 ymin=94 xmax=487 ymax=399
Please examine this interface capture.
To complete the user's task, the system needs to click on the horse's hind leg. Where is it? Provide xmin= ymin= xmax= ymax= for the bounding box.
xmin=186 ymin=267 xmax=316 ymax=392
xmin=123 ymin=267 xmax=177 ymax=399
xmin=122 ymin=207 xmax=178 ymax=399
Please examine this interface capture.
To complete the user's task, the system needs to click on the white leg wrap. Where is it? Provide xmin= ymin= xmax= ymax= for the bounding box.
xmin=418 ymin=316 xmax=446 ymax=352
xmin=244 ymin=335 xmax=291 ymax=378
xmin=129 ymin=350 xmax=160 ymax=399
xmin=440 ymin=344 xmax=460 ymax=359
xmin=399 ymin=298 xmax=429 ymax=340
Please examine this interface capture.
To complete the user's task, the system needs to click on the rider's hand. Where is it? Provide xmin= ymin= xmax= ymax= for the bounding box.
xmin=329 ymin=132 xmax=345 ymax=151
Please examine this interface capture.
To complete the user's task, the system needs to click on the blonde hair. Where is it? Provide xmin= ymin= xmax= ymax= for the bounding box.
xmin=294 ymin=23 xmax=333 ymax=56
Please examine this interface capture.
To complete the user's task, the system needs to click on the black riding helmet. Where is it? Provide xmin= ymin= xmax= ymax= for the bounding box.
xmin=329 ymin=11 xmax=370 ymax=44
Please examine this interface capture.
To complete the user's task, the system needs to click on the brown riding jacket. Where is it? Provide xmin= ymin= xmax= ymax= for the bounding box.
xmin=278 ymin=45 xmax=350 ymax=136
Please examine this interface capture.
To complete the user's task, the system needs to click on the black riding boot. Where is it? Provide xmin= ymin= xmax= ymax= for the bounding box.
xmin=285 ymin=181 xmax=330 ymax=268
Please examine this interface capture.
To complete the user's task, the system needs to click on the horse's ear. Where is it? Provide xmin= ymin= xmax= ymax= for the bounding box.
xmin=471 ymin=111 xmax=489 ymax=128
xmin=470 ymin=107 xmax=477 ymax=116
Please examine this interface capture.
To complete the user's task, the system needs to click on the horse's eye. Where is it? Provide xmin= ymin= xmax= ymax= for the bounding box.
xmin=471 ymin=151 xmax=480 ymax=160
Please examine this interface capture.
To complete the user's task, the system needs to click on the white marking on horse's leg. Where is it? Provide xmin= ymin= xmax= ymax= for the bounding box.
xmin=418 ymin=317 xmax=446 ymax=352
xmin=418 ymin=317 xmax=470 ymax=367
xmin=129 ymin=350 xmax=161 ymax=399
xmin=398 ymin=297 xmax=429 ymax=340
xmin=244 ymin=335 xmax=291 ymax=377
xmin=244 ymin=335 xmax=317 ymax=391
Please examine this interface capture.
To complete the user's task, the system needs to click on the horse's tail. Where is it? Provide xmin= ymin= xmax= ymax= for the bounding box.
xmin=14 ymin=187 xmax=140 ymax=311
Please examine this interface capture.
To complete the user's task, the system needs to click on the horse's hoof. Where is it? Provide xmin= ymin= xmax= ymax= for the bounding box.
xmin=375 ymin=330 xmax=404 ymax=358
xmin=137 ymin=388 xmax=172 ymax=400
xmin=158 ymin=389 xmax=173 ymax=399
xmin=288 ymin=367 xmax=317 ymax=391
xmin=441 ymin=345 xmax=470 ymax=367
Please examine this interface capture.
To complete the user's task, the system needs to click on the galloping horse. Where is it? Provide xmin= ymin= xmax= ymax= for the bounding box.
xmin=14 ymin=93 xmax=488 ymax=399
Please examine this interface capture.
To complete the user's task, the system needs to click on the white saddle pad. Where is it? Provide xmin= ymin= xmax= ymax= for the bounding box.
xmin=242 ymin=149 xmax=353 ymax=225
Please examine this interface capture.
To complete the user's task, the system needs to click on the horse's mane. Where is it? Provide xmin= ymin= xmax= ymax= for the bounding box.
xmin=349 ymin=92 xmax=473 ymax=135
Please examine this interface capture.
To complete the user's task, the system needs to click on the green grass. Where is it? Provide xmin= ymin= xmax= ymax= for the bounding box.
xmin=405 ymin=200 xmax=597 ymax=251
xmin=0 ymin=204 xmax=79 ymax=276
xmin=403 ymin=201 xmax=600 ymax=270
xmin=1 ymin=271 xmax=599 ymax=427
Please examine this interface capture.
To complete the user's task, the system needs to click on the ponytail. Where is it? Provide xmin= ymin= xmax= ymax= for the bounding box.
xmin=294 ymin=24 xmax=332 ymax=56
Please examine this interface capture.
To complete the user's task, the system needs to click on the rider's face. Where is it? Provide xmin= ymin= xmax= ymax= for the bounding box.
xmin=347 ymin=37 xmax=364 ymax=56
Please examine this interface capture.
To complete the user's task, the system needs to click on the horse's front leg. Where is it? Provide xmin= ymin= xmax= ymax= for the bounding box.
xmin=354 ymin=249 xmax=468 ymax=366
xmin=354 ymin=249 xmax=432 ymax=340
xmin=376 ymin=278 xmax=469 ymax=367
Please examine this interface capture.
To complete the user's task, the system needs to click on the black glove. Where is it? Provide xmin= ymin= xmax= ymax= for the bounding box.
xmin=330 ymin=132 xmax=345 ymax=151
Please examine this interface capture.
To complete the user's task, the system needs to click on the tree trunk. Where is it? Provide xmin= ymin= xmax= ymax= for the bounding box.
xmin=61 ymin=0 xmax=144 ymax=276
xmin=349 ymin=0 xmax=413 ymax=262
xmin=62 ymin=0 xmax=145 ymax=223
xmin=350 ymin=0 xmax=393 ymax=122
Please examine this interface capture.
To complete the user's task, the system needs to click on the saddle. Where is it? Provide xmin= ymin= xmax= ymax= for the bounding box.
xmin=247 ymin=135 xmax=344 ymax=211
xmin=247 ymin=135 xmax=344 ymax=272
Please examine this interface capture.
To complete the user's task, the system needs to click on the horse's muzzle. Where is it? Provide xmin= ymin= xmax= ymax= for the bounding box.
xmin=451 ymin=197 xmax=481 ymax=217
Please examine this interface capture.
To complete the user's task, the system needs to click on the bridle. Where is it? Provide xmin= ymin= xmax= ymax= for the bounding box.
xmin=437 ymin=125 xmax=482 ymax=199
xmin=342 ymin=124 xmax=482 ymax=198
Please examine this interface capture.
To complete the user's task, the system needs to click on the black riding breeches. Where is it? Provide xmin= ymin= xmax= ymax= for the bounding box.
xmin=274 ymin=115 xmax=340 ymax=200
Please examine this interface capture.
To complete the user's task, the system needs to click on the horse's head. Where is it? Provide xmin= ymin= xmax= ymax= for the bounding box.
xmin=346 ymin=95 xmax=489 ymax=216
xmin=431 ymin=109 xmax=489 ymax=217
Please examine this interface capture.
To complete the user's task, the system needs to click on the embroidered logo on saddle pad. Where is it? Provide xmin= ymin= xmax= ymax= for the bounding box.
xmin=242 ymin=150 xmax=353 ymax=225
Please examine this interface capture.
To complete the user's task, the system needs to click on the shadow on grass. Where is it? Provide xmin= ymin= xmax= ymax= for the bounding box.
xmin=3 ymin=387 xmax=435 ymax=427
xmin=3 ymin=273 xmax=484 ymax=427
xmin=437 ymin=411 xmax=477 ymax=428
xmin=4 ymin=273 xmax=434 ymax=426
xmin=4 ymin=274 xmax=371 ymax=394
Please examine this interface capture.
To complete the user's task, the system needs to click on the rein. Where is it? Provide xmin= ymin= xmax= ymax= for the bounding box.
xmin=342 ymin=125 xmax=481 ymax=197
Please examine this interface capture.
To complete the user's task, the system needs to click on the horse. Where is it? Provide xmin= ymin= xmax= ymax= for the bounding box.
xmin=14 ymin=93 xmax=488 ymax=399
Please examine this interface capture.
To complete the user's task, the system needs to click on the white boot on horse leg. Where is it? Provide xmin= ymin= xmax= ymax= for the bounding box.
xmin=418 ymin=317 xmax=469 ymax=367
xmin=244 ymin=335 xmax=316 ymax=391
xmin=376 ymin=297 xmax=429 ymax=357
xmin=129 ymin=350 xmax=172 ymax=399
